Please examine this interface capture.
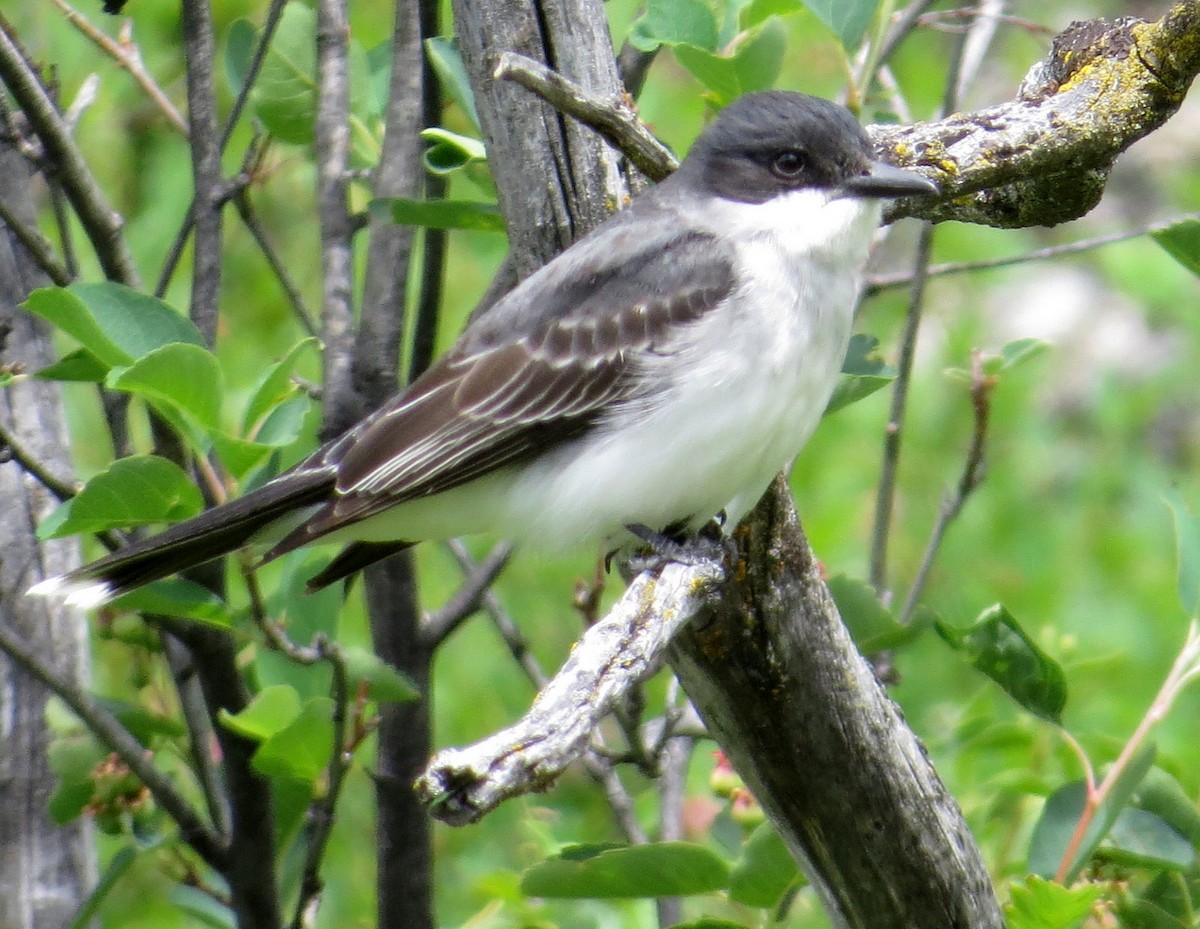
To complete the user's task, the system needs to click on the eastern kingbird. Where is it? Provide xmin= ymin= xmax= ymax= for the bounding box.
xmin=31 ymin=91 xmax=937 ymax=608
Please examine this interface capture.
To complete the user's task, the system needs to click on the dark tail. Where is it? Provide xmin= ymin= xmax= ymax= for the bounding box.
xmin=31 ymin=469 xmax=334 ymax=606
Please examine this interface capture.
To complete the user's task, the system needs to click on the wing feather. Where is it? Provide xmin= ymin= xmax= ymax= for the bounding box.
xmin=265 ymin=226 xmax=735 ymax=557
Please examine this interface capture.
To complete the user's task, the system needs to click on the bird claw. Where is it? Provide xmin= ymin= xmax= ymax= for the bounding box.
xmin=616 ymin=519 xmax=733 ymax=575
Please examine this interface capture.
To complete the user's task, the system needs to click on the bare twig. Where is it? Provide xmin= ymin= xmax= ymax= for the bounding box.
xmin=898 ymin=351 xmax=993 ymax=624
xmin=0 ymin=620 xmax=228 ymax=870
xmin=493 ymin=51 xmax=677 ymax=181
xmin=314 ymin=0 xmax=356 ymax=437
xmin=0 ymin=195 xmax=71 ymax=285
xmin=49 ymin=0 xmax=188 ymax=135
xmin=447 ymin=539 xmax=548 ymax=687
xmin=0 ymin=24 xmax=140 ymax=285
xmin=869 ymin=221 xmax=934 ymax=598
xmin=421 ymin=542 xmax=514 ymax=648
xmin=291 ymin=639 xmax=351 ymax=929
xmin=417 ymin=559 xmax=726 ymax=825
xmin=0 ymin=411 xmax=78 ymax=501
xmin=179 ymin=0 xmax=224 ymax=345
xmin=865 ymin=212 xmax=1200 ymax=294
xmin=869 ymin=4 xmax=981 ymax=597
xmin=155 ymin=0 xmax=289 ymax=297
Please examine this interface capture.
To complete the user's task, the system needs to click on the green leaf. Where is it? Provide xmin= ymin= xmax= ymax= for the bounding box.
xmin=520 ymin=842 xmax=730 ymax=898
xmin=341 ymin=647 xmax=420 ymax=702
xmin=673 ymin=44 xmax=741 ymax=104
xmin=629 ymin=0 xmax=720 ymax=52
xmin=111 ymin=579 xmax=232 ymax=628
xmin=224 ymin=18 xmax=257 ymax=94
xmin=108 ymin=342 xmax=223 ymax=430
xmin=252 ymin=3 xmax=318 ymax=143
xmin=421 ymin=127 xmax=488 ymax=176
xmin=937 ymin=604 xmax=1067 ymax=724
xmin=94 ymin=697 xmax=185 ymax=743
xmin=251 ymin=697 xmax=334 ymax=784
xmin=38 ymin=456 xmax=204 ymax=539
xmin=1028 ymin=745 xmax=1157 ymax=881
xmin=999 ymin=337 xmax=1051 ymax=371
xmin=828 ymin=574 xmax=928 ymax=652
xmin=242 ymin=337 xmax=319 ymax=435
xmin=372 ymin=197 xmax=506 ymax=232
xmin=1124 ymin=871 xmax=1197 ymax=929
xmin=219 ymin=685 xmax=303 ymax=742
xmin=36 ymin=347 xmax=109 ymax=382
xmin=1005 ymin=875 xmax=1103 ymax=929
xmin=826 ymin=333 xmax=896 ymax=415
xmin=1151 ymin=218 xmax=1200 ymax=278
xmin=424 ymin=37 xmax=479 ymax=130
xmin=365 ymin=40 xmax=392 ymax=121
xmin=730 ymin=17 xmax=787 ymax=94
xmin=1133 ymin=767 xmax=1200 ymax=847
xmin=23 ymin=283 xmax=202 ymax=367
xmin=668 ymin=921 xmax=750 ymax=929
xmin=740 ymin=0 xmax=804 ymax=29
xmin=727 ymin=823 xmax=799 ymax=907
xmin=1164 ymin=491 xmax=1200 ymax=617
xmin=801 ymin=0 xmax=881 ymax=48
xmin=170 ymin=885 xmax=236 ymax=929
xmin=67 ymin=845 xmax=138 ymax=929
xmin=1101 ymin=807 xmax=1194 ymax=871
xmin=47 ymin=735 xmax=106 ymax=824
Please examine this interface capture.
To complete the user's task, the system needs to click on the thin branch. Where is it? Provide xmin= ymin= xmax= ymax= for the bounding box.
xmin=156 ymin=0 xmax=289 ymax=297
xmin=49 ymin=0 xmax=188 ymax=135
xmin=421 ymin=542 xmax=513 ymax=647
xmin=417 ymin=559 xmax=726 ymax=825
xmin=314 ymin=0 xmax=356 ymax=437
xmin=0 ymin=620 xmax=228 ymax=870
xmin=0 ymin=195 xmax=71 ymax=285
xmin=291 ymin=639 xmax=351 ymax=929
xmin=898 ymin=351 xmax=993 ymax=624
xmin=446 ymin=539 xmax=547 ymax=685
xmin=869 ymin=4 xmax=979 ymax=596
xmin=865 ymin=212 xmax=1200 ymax=294
xmin=0 ymin=408 xmax=78 ymax=501
xmin=179 ymin=0 xmax=224 ymax=345
xmin=869 ymin=222 xmax=934 ymax=598
xmin=220 ymin=0 xmax=290 ymax=152
xmin=492 ymin=51 xmax=677 ymax=181
xmin=0 ymin=23 xmax=140 ymax=285
xmin=160 ymin=636 xmax=231 ymax=838
xmin=232 ymin=190 xmax=319 ymax=337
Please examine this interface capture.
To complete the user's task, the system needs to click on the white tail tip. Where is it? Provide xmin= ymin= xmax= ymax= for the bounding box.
xmin=28 ymin=575 xmax=115 ymax=610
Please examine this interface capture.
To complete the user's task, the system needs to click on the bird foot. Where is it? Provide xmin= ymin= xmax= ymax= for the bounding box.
xmin=614 ymin=518 xmax=733 ymax=575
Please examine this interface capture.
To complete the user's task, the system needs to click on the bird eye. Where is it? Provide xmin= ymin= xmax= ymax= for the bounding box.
xmin=770 ymin=149 xmax=807 ymax=179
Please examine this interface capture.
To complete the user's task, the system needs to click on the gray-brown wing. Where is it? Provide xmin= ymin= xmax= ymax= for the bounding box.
xmin=265 ymin=229 xmax=734 ymax=556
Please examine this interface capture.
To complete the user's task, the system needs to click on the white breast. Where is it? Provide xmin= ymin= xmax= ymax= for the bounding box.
xmin=497 ymin=188 xmax=883 ymax=548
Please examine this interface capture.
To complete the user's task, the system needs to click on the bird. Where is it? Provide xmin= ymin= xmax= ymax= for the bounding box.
xmin=30 ymin=91 xmax=937 ymax=609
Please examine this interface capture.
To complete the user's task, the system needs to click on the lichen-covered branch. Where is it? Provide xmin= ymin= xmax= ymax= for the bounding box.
xmin=417 ymin=560 xmax=725 ymax=825
xmin=879 ymin=2 xmax=1200 ymax=227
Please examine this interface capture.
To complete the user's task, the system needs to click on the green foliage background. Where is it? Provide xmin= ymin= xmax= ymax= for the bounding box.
xmin=7 ymin=0 xmax=1200 ymax=926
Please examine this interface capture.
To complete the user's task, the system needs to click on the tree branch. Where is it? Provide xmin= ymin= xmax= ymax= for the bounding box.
xmin=669 ymin=481 xmax=1005 ymax=929
xmin=493 ymin=51 xmax=676 ymax=181
xmin=878 ymin=3 xmax=1200 ymax=228
xmin=314 ymin=0 xmax=356 ymax=438
xmin=417 ymin=560 xmax=725 ymax=824
xmin=0 ymin=24 xmax=139 ymax=285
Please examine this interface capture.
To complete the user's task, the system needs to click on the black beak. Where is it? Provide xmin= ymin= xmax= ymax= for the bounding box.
xmin=838 ymin=160 xmax=938 ymax=199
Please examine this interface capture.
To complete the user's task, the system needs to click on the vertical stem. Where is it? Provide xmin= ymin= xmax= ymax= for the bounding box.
xmin=314 ymin=0 xmax=356 ymax=437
